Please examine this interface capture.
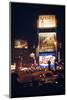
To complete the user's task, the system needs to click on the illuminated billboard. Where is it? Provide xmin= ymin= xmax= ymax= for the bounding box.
xmin=38 ymin=32 xmax=56 ymax=52
xmin=37 ymin=15 xmax=57 ymax=28
xmin=39 ymin=52 xmax=56 ymax=68
xmin=14 ymin=40 xmax=28 ymax=48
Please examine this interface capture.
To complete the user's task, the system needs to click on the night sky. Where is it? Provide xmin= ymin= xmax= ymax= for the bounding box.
xmin=11 ymin=2 xmax=65 ymax=53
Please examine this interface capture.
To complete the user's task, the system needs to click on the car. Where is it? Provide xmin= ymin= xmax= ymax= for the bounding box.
xmin=38 ymin=71 xmax=57 ymax=84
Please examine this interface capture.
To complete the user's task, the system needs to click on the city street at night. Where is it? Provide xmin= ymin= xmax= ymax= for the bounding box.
xmin=10 ymin=2 xmax=65 ymax=98
xmin=11 ymin=67 xmax=65 ymax=97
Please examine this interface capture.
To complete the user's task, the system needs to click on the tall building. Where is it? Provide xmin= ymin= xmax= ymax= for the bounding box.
xmin=11 ymin=39 xmax=35 ymax=68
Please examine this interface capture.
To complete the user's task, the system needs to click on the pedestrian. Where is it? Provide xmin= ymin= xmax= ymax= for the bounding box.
xmin=54 ymin=59 xmax=57 ymax=71
xmin=48 ymin=60 xmax=51 ymax=70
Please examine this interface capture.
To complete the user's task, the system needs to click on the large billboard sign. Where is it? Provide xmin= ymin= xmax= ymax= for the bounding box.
xmin=37 ymin=15 xmax=57 ymax=29
xmin=38 ymin=32 xmax=56 ymax=52
xmin=39 ymin=52 xmax=56 ymax=68
xmin=14 ymin=40 xmax=28 ymax=48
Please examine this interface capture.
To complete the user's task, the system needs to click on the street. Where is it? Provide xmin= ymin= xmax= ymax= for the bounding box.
xmin=11 ymin=68 xmax=65 ymax=97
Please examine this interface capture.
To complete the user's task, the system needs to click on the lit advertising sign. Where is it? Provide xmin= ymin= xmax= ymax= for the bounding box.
xmin=14 ymin=40 xmax=28 ymax=48
xmin=39 ymin=52 xmax=55 ymax=67
xmin=38 ymin=32 xmax=56 ymax=52
xmin=37 ymin=15 xmax=57 ymax=28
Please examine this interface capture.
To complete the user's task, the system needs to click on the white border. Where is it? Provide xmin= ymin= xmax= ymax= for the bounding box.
xmin=0 ymin=0 xmax=66 ymax=100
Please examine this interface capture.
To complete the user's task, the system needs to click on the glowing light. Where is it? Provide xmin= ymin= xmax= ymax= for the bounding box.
xmin=25 ymin=46 xmax=28 ymax=49
xmin=19 ymin=67 xmax=28 ymax=71
xmin=11 ymin=63 xmax=16 ymax=70
xmin=57 ymin=66 xmax=59 ymax=69
xmin=59 ymin=67 xmax=62 ymax=70
xmin=56 ymin=81 xmax=58 ymax=84
xmin=54 ymin=41 xmax=57 ymax=45
xmin=30 ymin=53 xmax=35 ymax=59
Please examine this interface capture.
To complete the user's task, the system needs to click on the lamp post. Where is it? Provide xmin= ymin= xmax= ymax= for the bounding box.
xmin=54 ymin=41 xmax=57 ymax=59
xmin=30 ymin=52 xmax=36 ymax=65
